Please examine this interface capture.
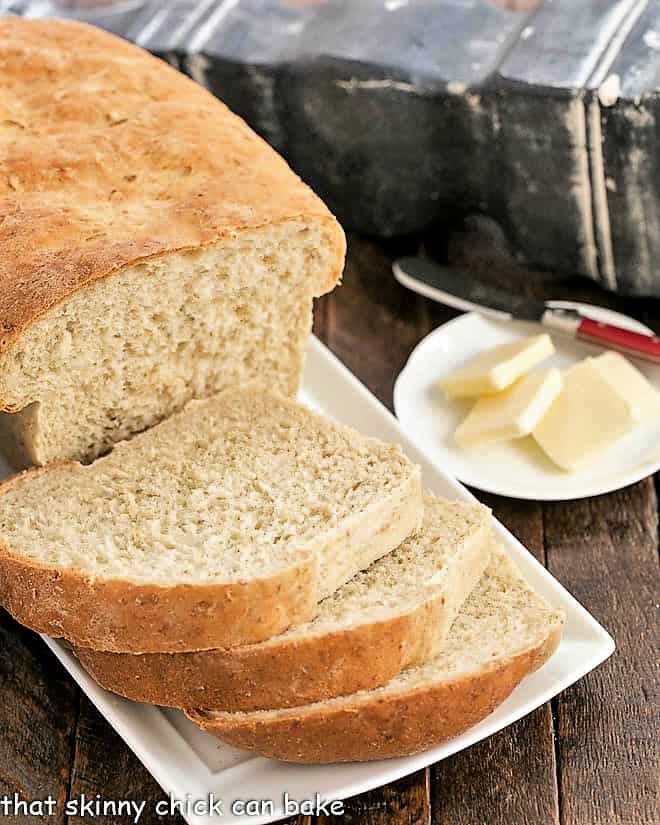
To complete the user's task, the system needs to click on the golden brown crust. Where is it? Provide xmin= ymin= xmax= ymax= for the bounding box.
xmin=0 ymin=18 xmax=345 ymax=356
xmin=0 ymin=545 xmax=318 ymax=654
xmin=186 ymin=625 xmax=563 ymax=763
xmin=76 ymin=613 xmax=418 ymax=710
xmin=75 ymin=589 xmax=453 ymax=710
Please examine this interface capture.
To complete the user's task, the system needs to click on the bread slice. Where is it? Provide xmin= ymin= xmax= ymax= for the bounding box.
xmin=75 ymin=496 xmax=491 ymax=710
xmin=0 ymin=18 xmax=345 ymax=468
xmin=187 ymin=547 xmax=564 ymax=762
xmin=0 ymin=386 xmax=422 ymax=654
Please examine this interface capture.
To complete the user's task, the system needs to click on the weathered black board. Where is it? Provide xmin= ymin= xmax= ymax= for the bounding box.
xmin=8 ymin=0 xmax=660 ymax=297
xmin=598 ymin=2 xmax=660 ymax=296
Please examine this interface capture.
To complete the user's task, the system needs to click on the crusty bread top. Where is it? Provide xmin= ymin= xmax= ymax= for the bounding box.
xmin=0 ymin=17 xmax=345 ymax=354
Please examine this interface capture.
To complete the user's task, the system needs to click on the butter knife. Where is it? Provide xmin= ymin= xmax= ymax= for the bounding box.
xmin=393 ymin=256 xmax=660 ymax=365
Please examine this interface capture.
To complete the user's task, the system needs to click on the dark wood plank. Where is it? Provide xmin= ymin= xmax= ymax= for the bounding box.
xmin=67 ymin=696 xmax=179 ymax=825
xmin=314 ymin=233 xmax=433 ymax=823
xmin=424 ymin=245 xmax=561 ymax=825
xmin=0 ymin=612 xmax=78 ymax=824
xmin=432 ymin=707 xmax=559 ymax=825
xmin=318 ymin=771 xmax=430 ymax=825
xmin=436 ymin=232 xmax=660 ymax=824
xmin=544 ymin=480 xmax=660 ymax=825
xmin=320 ymin=236 xmax=563 ymax=825
xmin=478 ymin=494 xmax=545 ymax=563
xmin=316 ymin=235 xmax=428 ymax=411
xmin=432 ymin=496 xmax=560 ymax=825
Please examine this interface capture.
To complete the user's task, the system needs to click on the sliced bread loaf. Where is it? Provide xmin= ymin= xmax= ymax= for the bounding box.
xmin=0 ymin=386 xmax=422 ymax=653
xmin=187 ymin=547 xmax=564 ymax=762
xmin=75 ymin=496 xmax=491 ymax=710
xmin=0 ymin=18 xmax=345 ymax=468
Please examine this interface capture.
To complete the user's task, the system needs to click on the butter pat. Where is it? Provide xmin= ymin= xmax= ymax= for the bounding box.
xmin=533 ymin=352 xmax=660 ymax=471
xmin=455 ymin=368 xmax=562 ymax=448
xmin=440 ymin=334 xmax=555 ymax=398
xmin=594 ymin=351 xmax=660 ymax=419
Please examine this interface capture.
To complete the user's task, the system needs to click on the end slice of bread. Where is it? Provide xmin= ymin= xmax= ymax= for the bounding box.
xmin=75 ymin=496 xmax=492 ymax=710
xmin=0 ymin=19 xmax=346 ymax=468
xmin=187 ymin=547 xmax=564 ymax=762
xmin=0 ymin=386 xmax=422 ymax=653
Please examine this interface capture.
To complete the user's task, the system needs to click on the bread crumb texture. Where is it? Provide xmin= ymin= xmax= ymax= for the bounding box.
xmin=0 ymin=387 xmax=416 ymax=587
xmin=281 ymin=497 xmax=490 ymax=636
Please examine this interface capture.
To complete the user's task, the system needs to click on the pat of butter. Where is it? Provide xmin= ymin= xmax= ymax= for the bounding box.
xmin=455 ymin=368 xmax=562 ymax=448
xmin=533 ymin=352 xmax=660 ymax=471
xmin=594 ymin=351 xmax=660 ymax=419
xmin=440 ymin=334 xmax=554 ymax=398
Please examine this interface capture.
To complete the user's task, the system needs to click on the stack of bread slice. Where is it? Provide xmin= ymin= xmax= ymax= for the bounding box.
xmin=76 ymin=495 xmax=494 ymax=709
xmin=0 ymin=17 xmax=564 ymax=765
xmin=0 ymin=413 xmax=564 ymax=762
xmin=0 ymin=400 xmax=564 ymax=763
xmin=188 ymin=547 xmax=564 ymax=762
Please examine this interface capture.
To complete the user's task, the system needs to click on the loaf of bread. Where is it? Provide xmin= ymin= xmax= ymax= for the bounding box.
xmin=0 ymin=386 xmax=422 ymax=653
xmin=75 ymin=496 xmax=491 ymax=710
xmin=188 ymin=547 xmax=564 ymax=762
xmin=0 ymin=20 xmax=565 ymax=771
xmin=0 ymin=18 xmax=345 ymax=468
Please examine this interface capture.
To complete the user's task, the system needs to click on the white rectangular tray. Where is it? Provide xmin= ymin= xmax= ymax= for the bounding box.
xmin=9 ymin=337 xmax=612 ymax=825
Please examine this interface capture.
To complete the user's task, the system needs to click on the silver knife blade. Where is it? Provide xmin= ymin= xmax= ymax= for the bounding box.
xmin=393 ymin=256 xmax=548 ymax=322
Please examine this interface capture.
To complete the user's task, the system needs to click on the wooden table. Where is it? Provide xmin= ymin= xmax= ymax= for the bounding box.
xmin=1 ymin=230 xmax=658 ymax=824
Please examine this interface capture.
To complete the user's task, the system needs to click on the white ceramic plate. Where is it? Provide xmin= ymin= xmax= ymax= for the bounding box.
xmin=0 ymin=337 xmax=614 ymax=825
xmin=394 ymin=303 xmax=660 ymax=501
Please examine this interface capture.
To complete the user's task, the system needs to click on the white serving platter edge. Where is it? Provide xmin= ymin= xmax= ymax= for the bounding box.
xmin=0 ymin=336 xmax=613 ymax=825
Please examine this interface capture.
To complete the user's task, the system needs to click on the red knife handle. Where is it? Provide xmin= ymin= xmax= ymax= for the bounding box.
xmin=577 ymin=317 xmax=660 ymax=364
